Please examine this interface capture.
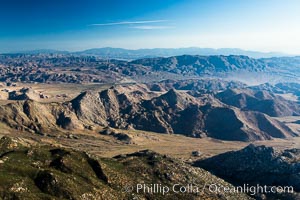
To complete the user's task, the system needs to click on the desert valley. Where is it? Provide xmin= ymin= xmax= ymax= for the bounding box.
xmin=0 ymin=51 xmax=299 ymax=199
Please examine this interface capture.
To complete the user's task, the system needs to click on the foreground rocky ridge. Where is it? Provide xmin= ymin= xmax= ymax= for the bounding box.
xmin=0 ymin=136 xmax=252 ymax=200
xmin=0 ymin=84 xmax=297 ymax=141
xmin=193 ymin=144 xmax=300 ymax=199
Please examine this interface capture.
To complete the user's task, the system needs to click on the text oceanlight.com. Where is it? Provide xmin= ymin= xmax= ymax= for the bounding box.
xmin=123 ymin=183 xmax=294 ymax=196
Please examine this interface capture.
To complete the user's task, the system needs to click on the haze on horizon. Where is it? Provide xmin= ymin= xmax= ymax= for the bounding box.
xmin=0 ymin=0 xmax=300 ymax=54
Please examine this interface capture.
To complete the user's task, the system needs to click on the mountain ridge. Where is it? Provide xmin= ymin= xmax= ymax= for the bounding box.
xmin=5 ymin=47 xmax=292 ymax=59
xmin=0 ymin=85 xmax=297 ymax=141
xmin=1 ymin=53 xmax=300 ymax=84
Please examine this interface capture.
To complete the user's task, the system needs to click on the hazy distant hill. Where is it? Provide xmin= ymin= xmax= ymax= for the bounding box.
xmin=9 ymin=49 xmax=69 ymax=55
xmin=7 ymin=47 xmax=292 ymax=59
xmin=131 ymin=54 xmax=268 ymax=74
xmin=76 ymin=47 xmax=288 ymax=59
xmin=261 ymin=56 xmax=300 ymax=75
xmin=1 ymin=53 xmax=300 ymax=84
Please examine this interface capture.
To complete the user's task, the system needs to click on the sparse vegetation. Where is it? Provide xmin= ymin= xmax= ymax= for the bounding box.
xmin=0 ymin=53 xmax=299 ymax=200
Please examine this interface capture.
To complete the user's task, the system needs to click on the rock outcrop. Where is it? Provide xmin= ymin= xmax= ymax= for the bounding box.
xmin=193 ymin=144 xmax=300 ymax=199
xmin=0 ymin=136 xmax=252 ymax=200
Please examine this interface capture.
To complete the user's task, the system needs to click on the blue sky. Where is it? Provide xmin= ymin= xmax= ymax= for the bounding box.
xmin=1 ymin=0 xmax=300 ymax=53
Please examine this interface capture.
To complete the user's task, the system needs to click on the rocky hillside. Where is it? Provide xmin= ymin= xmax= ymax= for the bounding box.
xmin=147 ymin=79 xmax=246 ymax=93
xmin=132 ymin=55 xmax=268 ymax=76
xmin=2 ymin=54 xmax=299 ymax=84
xmin=193 ymin=144 xmax=300 ymax=199
xmin=0 ymin=136 xmax=252 ymax=200
xmin=0 ymin=85 xmax=297 ymax=141
xmin=262 ymin=56 xmax=300 ymax=77
xmin=76 ymin=47 xmax=286 ymax=59
xmin=250 ymin=82 xmax=300 ymax=101
xmin=216 ymin=88 xmax=300 ymax=117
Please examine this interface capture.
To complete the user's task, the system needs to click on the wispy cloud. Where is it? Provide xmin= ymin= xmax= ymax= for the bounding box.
xmin=132 ymin=25 xmax=175 ymax=30
xmin=90 ymin=20 xmax=168 ymax=26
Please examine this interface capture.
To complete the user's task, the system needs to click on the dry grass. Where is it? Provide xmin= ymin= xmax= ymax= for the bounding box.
xmin=2 ymin=125 xmax=300 ymax=161
xmin=273 ymin=116 xmax=300 ymax=134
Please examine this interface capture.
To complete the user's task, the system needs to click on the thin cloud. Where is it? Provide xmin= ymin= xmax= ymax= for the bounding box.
xmin=90 ymin=20 xmax=168 ymax=26
xmin=132 ymin=25 xmax=175 ymax=30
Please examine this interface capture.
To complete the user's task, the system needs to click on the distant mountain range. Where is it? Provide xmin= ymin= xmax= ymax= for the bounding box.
xmin=1 ymin=53 xmax=300 ymax=84
xmin=8 ymin=47 xmax=292 ymax=59
xmin=9 ymin=49 xmax=69 ymax=55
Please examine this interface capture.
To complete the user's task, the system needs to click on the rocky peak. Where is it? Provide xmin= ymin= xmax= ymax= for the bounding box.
xmin=194 ymin=144 xmax=300 ymax=193
xmin=242 ymin=144 xmax=276 ymax=157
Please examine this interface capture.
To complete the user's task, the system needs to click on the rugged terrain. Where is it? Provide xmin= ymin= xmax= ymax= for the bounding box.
xmin=0 ymin=84 xmax=297 ymax=142
xmin=0 ymin=53 xmax=300 ymax=199
xmin=216 ymin=88 xmax=300 ymax=117
xmin=14 ymin=47 xmax=289 ymax=59
xmin=0 ymin=136 xmax=252 ymax=200
xmin=193 ymin=144 xmax=300 ymax=199
xmin=1 ymin=54 xmax=300 ymax=84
